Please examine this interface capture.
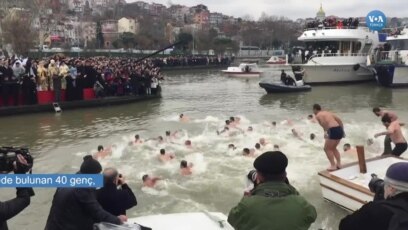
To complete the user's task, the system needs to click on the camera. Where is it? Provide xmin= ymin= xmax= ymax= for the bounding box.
xmin=368 ymin=173 xmax=385 ymax=201
xmin=0 ymin=147 xmax=34 ymax=173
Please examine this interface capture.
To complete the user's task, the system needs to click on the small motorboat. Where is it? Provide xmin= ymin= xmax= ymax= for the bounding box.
xmin=259 ymin=80 xmax=311 ymax=93
xmin=222 ymin=63 xmax=262 ymax=78
xmin=95 ymin=212 xmax=233 ymax=230
xmin=318 ymin=150 xmax=408 ymax=212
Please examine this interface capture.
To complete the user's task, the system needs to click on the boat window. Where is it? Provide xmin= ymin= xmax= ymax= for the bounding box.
xmin=389 ymin=40 xmax=408 ymax=50
xmin=305 ymin=41 xmax=339 ymax=54
xmin=340 ymin=41 xmax=351 ymax=55
xmin=352 ymin=42 xmax=362 ymax=53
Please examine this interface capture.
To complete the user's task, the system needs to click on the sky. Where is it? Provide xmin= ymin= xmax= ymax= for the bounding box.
xmin=126 ymin=0 xmax=408 ymax=20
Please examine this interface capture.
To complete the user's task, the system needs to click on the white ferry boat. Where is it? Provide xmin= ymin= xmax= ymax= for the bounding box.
xmin=373 ymin=27 xmax=408 ymax=87
xmin=294 ymin=26 xmax=381 ymax=84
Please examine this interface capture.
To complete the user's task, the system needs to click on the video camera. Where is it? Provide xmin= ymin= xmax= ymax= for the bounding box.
xmin=0 ymin=147 xmax=33 ymax=173
xmin=369 ymin=173 xmax=385 ymax=201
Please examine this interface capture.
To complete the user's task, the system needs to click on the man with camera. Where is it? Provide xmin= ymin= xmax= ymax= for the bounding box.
xmin=228 ymin=151 xmax=317 ymax=230
xmin=0 ymin=148 xmax=34 ymax=230
xmin=45 ymin=155 xmax=126 ymax=230
xmin=96 ymin=167 xmax=137 ymax=216
xmin=339 ymin=162 xmax=408 ymax=230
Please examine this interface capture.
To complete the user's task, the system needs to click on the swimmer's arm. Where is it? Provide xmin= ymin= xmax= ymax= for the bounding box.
xmin=374 ymin=130 xmax=392 ymax=137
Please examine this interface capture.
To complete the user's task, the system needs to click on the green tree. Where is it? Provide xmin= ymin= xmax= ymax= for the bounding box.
xmin=176 ymin=32 xmax=193 ymax=51
xmin=120 ymin=32 xmax=137 ymax=49
xmin=1 ymin=16 xmax=37 ymax=55
xmin=96 ymin=21 xmax=104 ymax=48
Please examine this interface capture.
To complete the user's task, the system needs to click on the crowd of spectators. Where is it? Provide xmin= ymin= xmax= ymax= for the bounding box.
xmin=0 ymin=55 xmax=229 ymax=107
xmin=306 ymin=17 xmax=360 ymax=30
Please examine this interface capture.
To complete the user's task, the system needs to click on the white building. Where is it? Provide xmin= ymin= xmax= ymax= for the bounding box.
xmin=118 ymin=17 xmax=139 ymax=34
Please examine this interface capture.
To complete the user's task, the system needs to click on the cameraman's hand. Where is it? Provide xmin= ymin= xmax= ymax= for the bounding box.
xmin=13 ymin=154 xmax=29 ymax=174
xmin=118 ymin=215 xmax=128 ymax=224
xmin=118 ymin=176 xmax=126 ymax=185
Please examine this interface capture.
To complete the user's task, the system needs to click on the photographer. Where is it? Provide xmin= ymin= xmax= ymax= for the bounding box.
xmin=339 ymin=162 xmax=408 ymax=230
xmin=0 ymin=151 xmax=35 ymax=230
xmin=97 ymin=168 xmax=137 ymax=216
xmin=228 ymin=151 xmax=317 ymax=230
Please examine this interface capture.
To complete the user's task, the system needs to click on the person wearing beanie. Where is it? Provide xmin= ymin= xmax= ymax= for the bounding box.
xmin=228 ymin=151 xmax=317 ymax=230
xmin=45 ymin=155 xmax=127 ymax=230
xmin=339 ymin=162 xmax=408 ymax=230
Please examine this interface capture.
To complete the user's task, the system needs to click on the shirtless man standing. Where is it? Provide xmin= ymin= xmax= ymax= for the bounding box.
xmin=372 ymin=107 xmax=400 ymax=155
xmin=374 ymin=114 xmax=407 ymax=156
xmin=313 ymin=104 xmax=345 ymax=171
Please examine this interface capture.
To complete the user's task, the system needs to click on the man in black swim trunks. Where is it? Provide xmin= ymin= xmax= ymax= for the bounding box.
xmin=374 ymin=114 xmax=407 ymax=157
xmin=313 ymin=104 xmax=345 ymax=171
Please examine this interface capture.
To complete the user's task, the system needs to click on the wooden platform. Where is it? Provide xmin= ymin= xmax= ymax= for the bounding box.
xmin=0 ymin=94 xmax=161 ymax=117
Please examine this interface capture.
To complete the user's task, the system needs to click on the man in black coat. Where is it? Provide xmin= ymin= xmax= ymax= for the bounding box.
xmin=45 ymin=156 xmax=126 ymax=230
xmin=339 ymin=162 xmax=408 ymax=230
xmin=97 ymin=168 xmax=137 ymax=216
xmin=0 ymin=154 xmax=35 ymax=230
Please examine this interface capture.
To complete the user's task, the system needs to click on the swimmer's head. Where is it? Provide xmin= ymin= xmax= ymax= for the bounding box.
xmin=310 ymin=133 xmax=316 ymax=140
xmin=382 ymin=114 xmax=392 ymax=126
xmin=225 ymin=120 xmax=230 ymax=125
xmin=160 ymin=149 xmax=165 ymax=155
xmin=135 ymin=134 xmax=140 ymax=140
xmin=247 ymin=126 xmax=253 ymax=132
xmin=243 ymin=148 xmax=250 ymax=155
xmin=185 ymin=140 xmax=192 ymax=146
xmin=273 ymin=144 xmax=280 ymax=151
xmin=272 ymin=121 xmax=277 ymax=126
xmin=158 ymin=136 xmax=164 ymax=141
xmin=228 ymin=144 xmax=235 ymax=149
xmin=180 ymin=160 xmax=188 ymax=168
xmin=307 ymin=114 xmax=313 ymax=120
xmin=180 ymin=114 xmax=184 ymax=118
xmin=313 ymin=104 xmax=322 ymax=115
xmin=98 ymin=145 xmax=104 ymax=152
xmin=255 ymin=143 xmax=261 ymax=150
xmin=372 ymin=107 xmax=381 ymax=117
xmin=343 ymin=143 xmax=351 ymax=152
xmin=259 ymin=138 xmax=266 ymax=145
xmin=165 ymin=131 xmax=171 ymax=136
xmin=367 ymin=138 xmax=374 ymax=146
xmin=142 ymin=174 xmax=149 ymax=182
xmin=291 ymin=129 xmax=296 ymax=134
xmin=230 ymin=117 xmax=235 ymax=122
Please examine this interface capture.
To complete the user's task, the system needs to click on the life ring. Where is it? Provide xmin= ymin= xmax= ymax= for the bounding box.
xmin=353 ymin=64 xmax=360 ymax=71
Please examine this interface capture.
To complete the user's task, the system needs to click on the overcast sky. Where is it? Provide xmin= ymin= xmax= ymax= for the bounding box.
xmin=126 ymin=0 xmax=407 ymax=20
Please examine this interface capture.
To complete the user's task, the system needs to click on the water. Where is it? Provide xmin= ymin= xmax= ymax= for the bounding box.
xmin=1 ymin=68 xmax=407 ymax=229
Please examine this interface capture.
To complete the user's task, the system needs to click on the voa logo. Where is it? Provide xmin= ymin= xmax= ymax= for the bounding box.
xmin=366 ymin=10 xmax=386 ymax=31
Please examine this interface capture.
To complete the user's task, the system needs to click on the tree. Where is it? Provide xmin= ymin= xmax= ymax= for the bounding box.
xmin=176 ymin=32 xmax=193 ymax=50
xmin=96 ymin=21 xmax=104 ymax=48
xmin=120 ymin=32 xmax=137 ymax=49
xmin=1 ymin=16 xmax=37 ymax=55
xmin=213 ymin=38 xmax=238 ymax=55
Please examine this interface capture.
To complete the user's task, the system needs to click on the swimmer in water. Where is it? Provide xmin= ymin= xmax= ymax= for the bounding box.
xmin=255 ymin=143 xmax=261 ymax=151
xmin=310 ymin=133 xmax=316 ymax=141
xmin=247 ymin=126 xmax=253 ymax=132
xmin=372 ymin=107 xmax=403 ymax=155
xmin=179 ymin=114 xmax=190 ymax=123
xmin=273 ymin=144 xmax=280 ymax=151
xmin=134 ymin=134 xmax=143 ymax=144
xmin=93 ymin=145 xmax=112 ymax=159
xmin=242 ymin=148 xmax=255 ymax=157
xmin=180 ymin=160 xmax=193 ymax=176
xmin=234 ymin=117 xmax=241 ymax=125
xmin=184 ymin=140 xmax=192 ymax=149
xmin=217 ymin=120 xmax=231 ymax=135
xmin=259 ymin=138 xmax=268 ymax=147
xmin=142 ymin=174 xmax=162 ymax=188
xmin=343 ymin=143 xmax=357 ymax=155
xmin=158 ymin=149 xmax=175 ymax=162
xmin=313 ymin=103 xmax=345 ymax=171
xmin=291 ymin=128 xmax=303 ymax=140
xmin=308 ymin=114 xmax=317 ymax=123
xmin=228 ymin=144 xmax=237 ymax=150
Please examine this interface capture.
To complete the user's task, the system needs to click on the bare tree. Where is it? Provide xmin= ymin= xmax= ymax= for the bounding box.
xmin=1 ymin=16 xmax=37 ymax=55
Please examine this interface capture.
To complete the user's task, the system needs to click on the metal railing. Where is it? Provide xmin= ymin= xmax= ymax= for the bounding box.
xmin=372 ymin=51 xmax=406 ymax=65
xmin=304 ymin=26 xmax=369 ymax=32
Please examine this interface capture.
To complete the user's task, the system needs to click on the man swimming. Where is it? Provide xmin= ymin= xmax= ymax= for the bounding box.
xmin=93 ymin=145 xmax=112 ymax=159
xmin=180 ymin=160 xmax=193 ymax=176
xmin=247 ymin=126 xmax=253 ymax=132
xmin=372 ymin=107 xmax=401 ymax=155
xmin=273 ymin=144 xmax=280 ymax=151
xmin=228 ymin=144 xmax=237 ymax=150
xmin=184 ymin=140 xmax=193 ymax=149
xmin=343 ymin=143 xmax=357 ymax=155
xmin=242 ymin=148 xmax=255 ymax=157
xmin=307 ymin=114 xmax=317 ymax=123
xmin=158 ymin=149 xmax=175 ymax=162
xmin=291 ymin=128 xmax=303 ymax=140
xmin=374 ymin=114 xmax=407 ymax=156
xmin=310 ymin=133 xmax=316 ymax=141
xmin=179 ymin=114 xmax=190 ymax=123
xmin=313 ymin=104 xmax=345 ymax=171
xmin=134 ymin=134 xmax=143 ymax=144
xmin=142 ymin=174 xmax=162 ymax=188
xmin=217 ymin=120 xmax=231 ymax=135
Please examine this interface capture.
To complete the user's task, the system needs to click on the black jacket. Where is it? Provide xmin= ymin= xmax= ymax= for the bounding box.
xmin=96 ymin=183 xmax=137 ymax=216
xmin=0 ymin=188 xmax=34 ymax=230
xmin=45 ymin=187 xmax=121 ymax=230
xmin=339 ymin=193 xmax=408 ymax=230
